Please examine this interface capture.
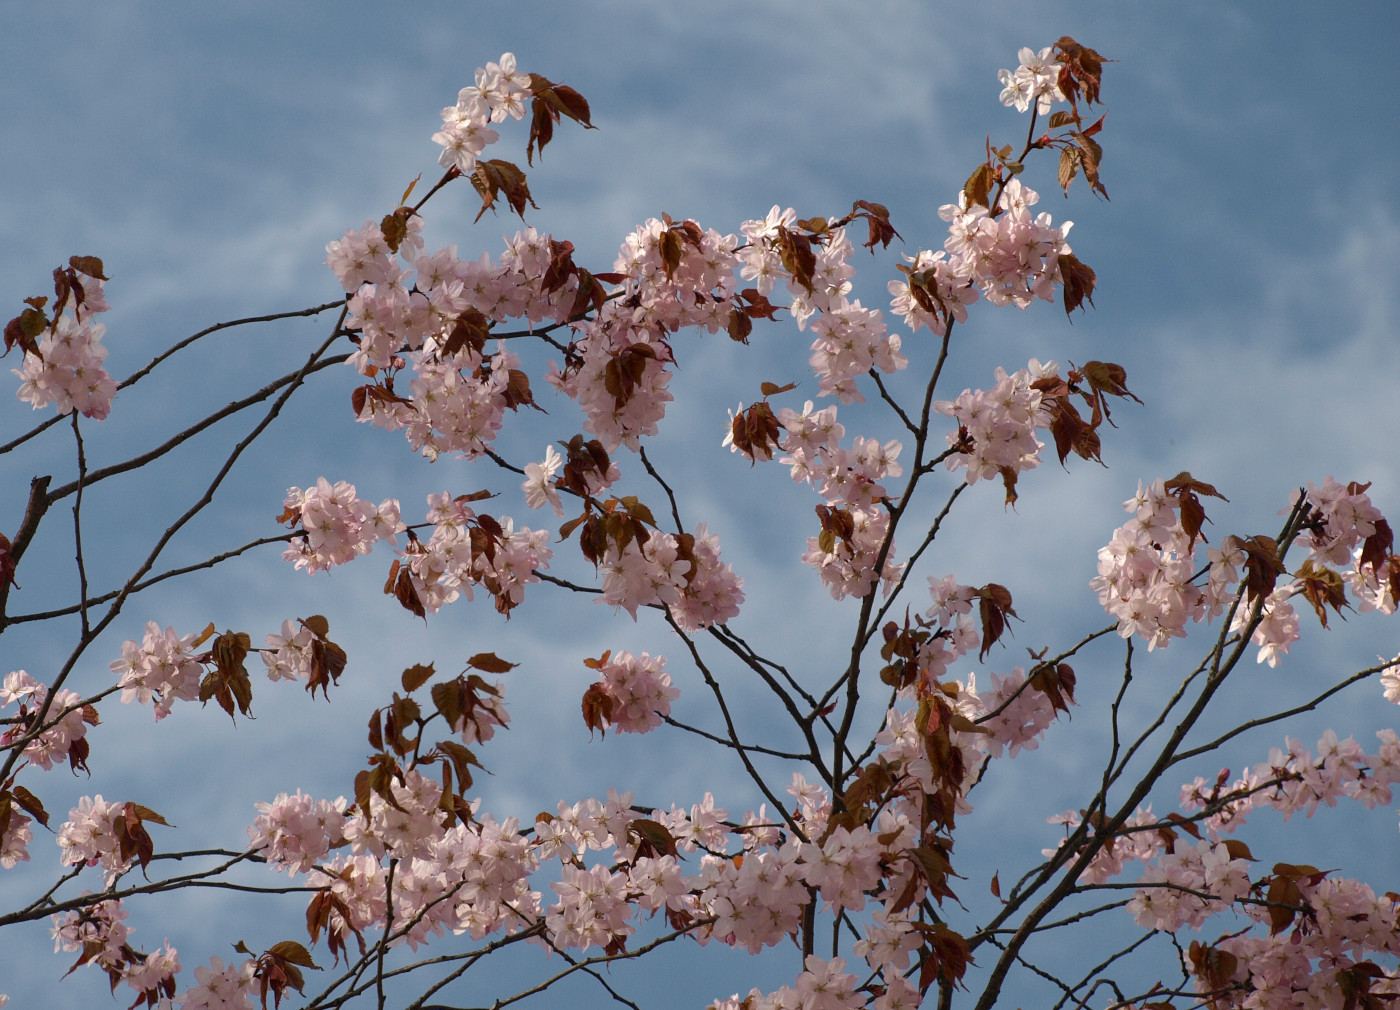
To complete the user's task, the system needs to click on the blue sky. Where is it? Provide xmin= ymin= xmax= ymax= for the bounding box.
xmin=3 ymin=2 xmax=1400 ymax=1007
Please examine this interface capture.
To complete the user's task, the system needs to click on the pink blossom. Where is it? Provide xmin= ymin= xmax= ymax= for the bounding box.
xmin=521 ymin=444 xmax=565 ymax=516
xmin=180 ymin=955 xmax=256 ymax=1010
xmin=56 ymin=795 xmax=129 ymax=873
xmin=110 ymin=621 xmax=205 ymax=718
xmin=933 ymin=362 xmax=1051 ymax=489
xmin=247 ymin=790 xmax=347 ymax=874
xmin=433 ymin=95 xmax=499 ymax=174
xmin=590 ymin=650 xmax=678 ymax=734
xmin=546 ymin=862 xmax=635 ymax=952
xmin=997 ymin=47 xmax=1066 ymax=115
xmin=0 ymin=675 xmax=90 ymax=770
xmin=281 ymin=478 xmax=402 ymax=574
xmin=0 ymin=807 xmax=31 ymax=868
xmin=11 ymin=305 xmax=116 ymax=420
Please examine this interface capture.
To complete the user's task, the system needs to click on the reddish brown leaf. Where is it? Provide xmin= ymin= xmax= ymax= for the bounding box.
xmin=1240 ymin=535 xmax=1286 ymax=602
xmin=466 ymin=652 xmax=517 ymax=674
xmin=440 ymin=308 xmax=491 ymax=360
xmin=393 ymin=568 xmax=427 ymax=620
xmin=1164 ymin=472 xmax=1228 ymax=501
xmin=775 ymin=227 xmax=817 ymax=294
xmin=730 ymin=401 xmax=782 ymax=463
xmin=1055 ymin=37 xmax=1109 ymax=108
xmin=1059 ymin=252 xmax=1096 ymax=316
xmin=963 ymin=163 xmax=994 ymax=211
xmin=851 ymin=198 xmax=901 ymax=250
xmin=0 ymin=531 xmax=17 ymax=591
xmin=1057 ymin=146 xmax=1080 ymax=196
xmin=470 ymin=159 xmax=537 ymax=221
xmin=974 ymin=584 xmax=1018 ymax=661
xmin=1294 ymin=559 xmax=1349 ymax=628
xmin=378 ymin=206 xmax=415 ymax=254
xmin=68 ymin=255 xmax=108 ymax=281
xmin=628 ymin=818 xmax=679 ymax=859
xmin=1187 ymin=940 xmax=1239 ymax=992
xmin=1358 ymin=517 xmax=1395 ymax=573
xmin=581 ymin=682 xmax=614 ymax=737
xmin=9 ymin=784 xmax=50 ymax=828
xmin=4 ymin=306 xmax=49 ymax=359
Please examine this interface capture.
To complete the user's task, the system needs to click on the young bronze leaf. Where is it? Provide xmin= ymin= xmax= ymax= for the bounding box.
xmin=775 ymin=227 xmax=817 ymax=294
xmin=430 ymin=680 xmax=465 ymax=731
xmin=1163 ymin=472 xmax=1228 ymax=501
xmin=851 ymin=198 xmax=901 ymax=250
xmin=1187 ymin=941 xmax=1239 ymax=994
xmin=975 ymin=584 xmax=1018 ymax=661
xmin=1059 ymin=252 xmax=1096 ymax=316
xmin=1055 ymin=37 xmax=1109 ymax=107
xmin=1221 ymin=838 xmax=1255 ymax=862
xmin=467 ymin=652 xmax=517 ymax=674
xmin=1294 ymin=559 xmax=1349 ymax=628
xmin=1358 ymin=517 xmax=1394 ymax=573
xmin=441 ymin=308 xmax=491 ymax=360
xmin=1241 ymin=535 xmax=1286 ymax=602
xmin=378 ymin=206 xmax=415 ymax=254
xmin=435 ymin=739 xmax=482 ymax=792
xmin=401 ymin=663 xmax=435 ymax=693
xmin=628 ymin=818 xmax=679 ymax=859
xmin=10 ymin=784 xmax=50 ymax=828
xmin=266 ymin=940 xmax=319 ymax=970
xmin=68 ymin=255 xmax=108 ymax=280
xmin=393 ymin=568 xmax=427 ymax=620
xmin=581 ymin=682 xmax=614 ymax=737
xmin=1058 ymin=146 xmax=1080 ymax=196
xmin=470 ymin=159 xmax=536 ymax=221
xmin=1076 ymin=361 xmax=1142 ymax=429
xmin=963 ymin=163 xmax=994 ymax=211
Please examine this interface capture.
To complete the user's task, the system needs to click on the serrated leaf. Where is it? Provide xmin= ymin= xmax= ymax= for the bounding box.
xmin=401 ymin=663 xmax=435 ymax=692
xmin=467 ymin=652 xmax=517 ymax=674
xmin=68 ymin=255 xmax=108 ymax=280
xmin=267 ymin=940 xmax=319 ymax=969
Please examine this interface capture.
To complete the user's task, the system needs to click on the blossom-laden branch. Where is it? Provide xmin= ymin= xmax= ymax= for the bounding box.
xmin=3 ymin=38 xmax=1399 ymax=1010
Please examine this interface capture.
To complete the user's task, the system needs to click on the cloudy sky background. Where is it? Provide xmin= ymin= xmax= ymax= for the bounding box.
xmin=3 ymin=2 xmax=1400 ymax=1006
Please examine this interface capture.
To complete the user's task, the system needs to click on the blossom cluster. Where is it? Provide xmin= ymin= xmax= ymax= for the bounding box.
xmin=109 ymin=622 xmax=205 ymax=719
xmin=11 ymin=272 xmax=116 ymax=420
xmin=740 ymin=210 xmax=908 ymax=403
xmin=431 ymin=53 xmax=529 ymax=174
xmin=595 ymin=523 xmax=744 ymax=630
xmin=50 ymin=898 xmax=180 ymax=1007
xmin=280 ymin=478 xmax=403 ymax=574
xmin=997 ymin=46 xmax=1066 ymax=115
xmin=1040 ymin=728 xmax=1400 ymax=1010
xmin=889 ymin=182 xmax=1074 ymax=337
xmin=395 ymin=492 xmax=551 ymax=616
xmin=332 ymin=223 xmax=577 ymax=460
xmin=546 ymin=215 xmax=744 ymax=449
xmin=588 ymin=650 xmax=678 ymax=734
xmin=247 ymin=790 xmax=347 ymax=874
xmin=1093 ymin=476 xmax=1396 ymax=666
xmin=932 ymin=359 xmax=1055 ymax=488
xmin=0 ymin=670 xmax=90 ymax=772
xmin=56 ymin=794 xmax=131 ymax=876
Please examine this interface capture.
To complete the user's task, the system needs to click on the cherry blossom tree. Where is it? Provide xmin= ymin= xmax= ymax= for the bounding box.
xmin=3 ymin=38 xmax=1399 ymax=1010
